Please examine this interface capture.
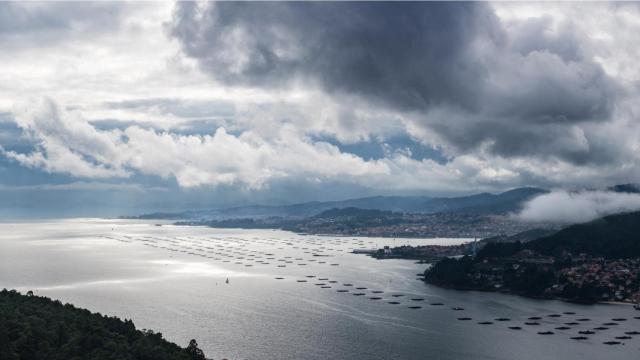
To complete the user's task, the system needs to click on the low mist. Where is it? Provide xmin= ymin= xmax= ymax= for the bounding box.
xmin=517 ymin=190 xmax=640 ymax=224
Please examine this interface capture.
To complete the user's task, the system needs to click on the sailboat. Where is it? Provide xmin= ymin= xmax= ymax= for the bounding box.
xmin=225 ymin=278 xmax=229 ymax=284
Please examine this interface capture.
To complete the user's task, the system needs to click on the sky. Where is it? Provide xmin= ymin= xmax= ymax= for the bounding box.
xmin=1 ymin=1 xmax=640 ymax=217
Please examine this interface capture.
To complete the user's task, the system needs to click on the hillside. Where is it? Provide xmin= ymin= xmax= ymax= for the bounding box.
xmin=0 ymin=289 xmax=205 ymax=360
xmin=425 ymin=211 xmax=640 ymax=303
xmin=527 ymin=211 xmax=640 ymax=258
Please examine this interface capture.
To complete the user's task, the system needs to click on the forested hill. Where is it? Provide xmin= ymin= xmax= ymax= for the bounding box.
xmin=0 ymin=289 xmax=206 ymax=360
xmin=526 ymin=211 xmax=640 ymax=258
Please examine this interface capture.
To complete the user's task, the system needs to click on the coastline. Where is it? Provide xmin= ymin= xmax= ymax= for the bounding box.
xmin=423 ymin=279 xmax=640 ymax=307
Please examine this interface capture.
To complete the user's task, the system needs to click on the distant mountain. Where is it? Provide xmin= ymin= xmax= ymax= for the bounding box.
xmin=131 ymin=187 xmax=547 ymax=220
xmin=415 ymin=187 xmax=547 ymax=215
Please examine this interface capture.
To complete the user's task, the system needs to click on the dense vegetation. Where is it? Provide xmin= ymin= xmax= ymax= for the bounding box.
xmin=424 ymin=256 xmax=474 ymax=288
xmin=0 ymin=289 xmax=206 ymax=360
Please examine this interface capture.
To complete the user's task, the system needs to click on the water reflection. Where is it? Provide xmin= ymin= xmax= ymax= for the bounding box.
xmin=0 ymin=219 xmax=637 ymax=360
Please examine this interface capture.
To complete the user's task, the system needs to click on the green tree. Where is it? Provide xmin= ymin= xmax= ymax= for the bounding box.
xmin=185 ymin=339 xmax=206 ymax=360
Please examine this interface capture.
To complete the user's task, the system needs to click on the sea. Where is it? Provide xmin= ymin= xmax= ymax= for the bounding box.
xmin=0 ymin=219 xmax=637 ymax=359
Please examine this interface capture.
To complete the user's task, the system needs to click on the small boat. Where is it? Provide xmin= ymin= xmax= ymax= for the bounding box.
xmin=430 ymin=302 xmax=444 ymax=306
xmin=528 ymin=316 xmax=542 ymax=320
xmin=458 ymin=317 xmax=472 ymax=321
xmin=372 ymin=290 xmax=384 ymax=294
xmin=321 ymin=286 xmax=331 ymax=288
xmin=624 ymin=331 xmax=640 ymax=335
xmin=388 ymin=301 xmax=400 ymax=305
xmin=579 ymin=330 xmax=595 ymax=335
xmin=593 ymin=327 xmax=608 ymax=330
xmin=314 ymin=283 xmax=325 ymax=286
xmin=225 ymin=278 xmax=229 ymax=284
xmin=548 ymin=314 xmax=561 ymax=318
xmin=537 ymin=331 xmax=554 ymax=335
xmin=337 ymin=289 xmax=349 ymax=292
xmin=603 ymin=341 xmax=621 ymax=345
xmin=577 ymin=318 xmax=590 ymax=322
xmin=408 ymin=306 xmax=422 ymax=309
xmin=274 ymin=277 xmax=284 ymax=280
xmin=477 ymin=321 xmax=493 ymax=325
xmin=615 ymin=336 xmax=632 ymax=340
xmin=525 ymin=322 xmax=540 ymax=326
xmin=411 ymin=298 xmax=425 ymax=302
xmin=297 ymin=280 xmax=307 ymax=283
xmin=570 ymin=336 xmax=588 ymax=340
xmin=563 ymin=312 xmax=576 ymax=315
xmin=369 ymin=297 xmax=382 ymax=300
xmin=612 ymin=318 xmax=627 ymax=321
xmin=392 ymin=294 xmax=404 ymax=297
xmin=495 ymin=318 xmax=510 ymax=322
xmin=452 ymin=307 xmax=465 ymax=311
xmin=555 ymin=326 xmax=571 ymax=330
xmin=356 ymin=287 xmax=367 ymax=290
xmin=508 ymin=326 xmax=522 ymax=330
xmin=565 ymin=322 xmax=579 ymax=325
xmin=603 ymin=322 xmax=618 ymax=326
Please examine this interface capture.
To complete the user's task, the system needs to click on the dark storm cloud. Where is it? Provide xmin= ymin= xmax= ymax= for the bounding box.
xmin=169 ymin=1 xmax=498 ymax=112
xmin=168 ymin=1 xmax=619 ymax=165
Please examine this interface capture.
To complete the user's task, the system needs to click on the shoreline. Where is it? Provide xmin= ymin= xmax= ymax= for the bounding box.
xmin=424 ymin=280 xmax=640 ymax=307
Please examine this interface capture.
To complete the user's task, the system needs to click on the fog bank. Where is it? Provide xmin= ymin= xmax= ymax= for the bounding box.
xmin=518 ymin=190 xmax=640 ymax=224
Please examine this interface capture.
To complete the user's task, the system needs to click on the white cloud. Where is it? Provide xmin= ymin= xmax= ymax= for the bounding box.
xmin=518 ymin=190 xmax=640 ymax=223
xmin=5 ymin=98 xmax=396 ymax=188
xmin=5 ymin=97 xmax=556 ymax=193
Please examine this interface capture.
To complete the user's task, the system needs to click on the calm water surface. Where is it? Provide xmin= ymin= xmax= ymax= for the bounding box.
xmin=1 ymin=219 xmax=638 ymax=359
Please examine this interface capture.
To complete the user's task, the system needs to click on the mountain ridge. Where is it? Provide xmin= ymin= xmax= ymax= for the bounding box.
xmin=131 ymin=187 xmax=547 ymax=220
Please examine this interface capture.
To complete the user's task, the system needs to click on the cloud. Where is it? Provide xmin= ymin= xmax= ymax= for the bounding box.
xmin=0 ymin=181 xmax=166 ymax=192
xmin=5 ymin=97 xmax=550 ymax=193
xmin=168 ymin=1 xmax=619 ymax=166
xmin=2 ymin=2 xmax=640 ymax=200
xmin=0 ymin=2 xmax=135 ymax=46
xmin=169 ymin=2 xmax=494 ymax=112
xmin=4 ymin=98 xmax=395 ymax=188
xmin=518 ymin=190 xmax=640 ymax=224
